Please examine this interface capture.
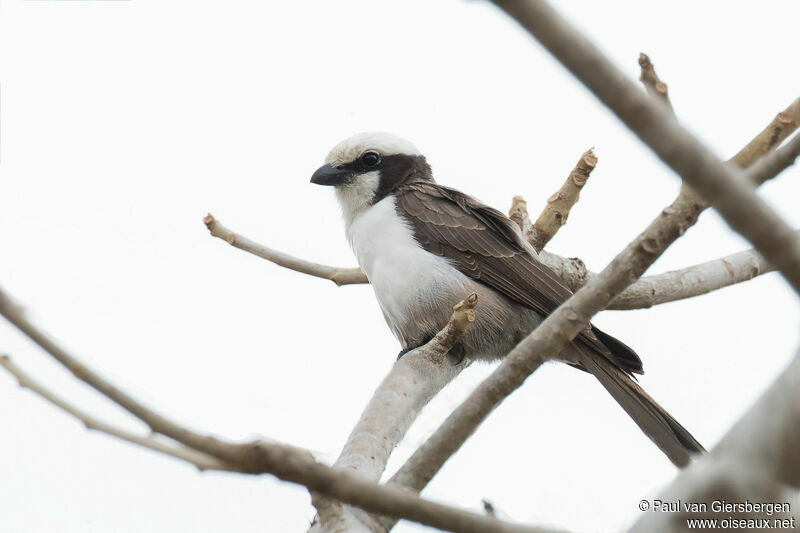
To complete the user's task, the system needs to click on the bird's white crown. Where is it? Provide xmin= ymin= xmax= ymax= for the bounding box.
xmin=325 ymin=132 xmax=420 ymax=167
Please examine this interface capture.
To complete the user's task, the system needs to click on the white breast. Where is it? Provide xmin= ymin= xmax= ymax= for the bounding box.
xmin=345 ymin=196 xmax=470 ymax=345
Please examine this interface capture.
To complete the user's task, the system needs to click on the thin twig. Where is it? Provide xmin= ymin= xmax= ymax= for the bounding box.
xmin=541 ymin=131 xmax=800 ymax=306
xmin=493 ymin=0 xmax=800 ymax=294
xmin=638 ymin=53 xmax=674 ymax=114
xmin=201 ymin=214 xmax=794 ymax=312
xmin=0 ymin=355 xmax=235 ymax=472
xmin=203 ymin=125 xmax=800 ymax=312
xmin=527 ymin=149 xmax=597 ymax=252
xmin=204 ymin=214 xmax=367 ymax=286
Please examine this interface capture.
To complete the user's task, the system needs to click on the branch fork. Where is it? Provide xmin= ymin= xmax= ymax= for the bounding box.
xmin=2 ymin=19 xmax=800 ymax=532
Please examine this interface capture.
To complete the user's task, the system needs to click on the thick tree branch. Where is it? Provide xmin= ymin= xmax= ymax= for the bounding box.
xmin=385 ymin=79 xmax=800 ymax=529
xmin=630 ymin=349 xmax=800 ymax=532
xmin=0 ymin=355 xmax=235 ymax=472
xmin=204 ymin=214 xmax=367 ymax=286
xmin=311 ymin=295 xmax=476 ymax=532
xmin=527 ymin=149 xmax=597 ymax=252
xmin=492 ymin=0 xmax=800 ymax=294
xmin=0 ymin=286 xmax=557 ymax=533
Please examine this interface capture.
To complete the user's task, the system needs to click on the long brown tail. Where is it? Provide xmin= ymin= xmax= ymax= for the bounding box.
xmin=579 ymin=351 xmax=705 ymax=467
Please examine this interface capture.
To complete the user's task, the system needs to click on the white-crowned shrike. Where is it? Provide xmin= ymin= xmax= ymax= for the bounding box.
xmin=311 ymin=132 xmax=703 ymax=467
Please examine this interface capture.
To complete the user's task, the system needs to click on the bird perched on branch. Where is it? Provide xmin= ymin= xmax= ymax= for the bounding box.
xmin=310 ymin=132 xmax=703 ymax=467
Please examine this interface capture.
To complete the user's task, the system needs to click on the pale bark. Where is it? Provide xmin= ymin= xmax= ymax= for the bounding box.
xmin=0 ymin=355 xmax=234 ymax=472
xmin=508 ymin=196 xmax=532 ymax=234
xmin=527 ymin=149 xmax=597 ymax=252
xmin=0 ymin=285 xmax=555 ymax=533
xmin=203 ymin=128 xmax=800 ymax=312
xmin=311 ymin=296 xmax=476 ymax=532
xmin=491 ymin=0 xmax=800 ymax=294
xmin=630 ymin=349 xmax=800 ymax=533
xmin=638 ymin=53 xmax=673 ymax=114
xmin=2 ymin=3 xmax=800 ymax=531
xmin=204 ymin=214 xmax=367 ymax=286
xmin=380 ymin=6 xmax=800 ymax=523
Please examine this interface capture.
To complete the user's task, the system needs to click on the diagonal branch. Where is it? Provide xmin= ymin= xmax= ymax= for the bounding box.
xmin=310 ymin=295 xmax=476 ymax=532
xmin=542 ymin=130 xmax=800 ymax=304
xmin=0 ymin=355 xmax=235 ymax=472
xmin=0 ymin=285 xmax=556 ymax=533
xmin=492 ymin=0 xmax=800 ymax=294
xmin=204 ymin=214 xmax=367 ymax=286
xmin=527 ymin=149 xmax=598 ymax=252
xmin=630 ymin=348 xmax=800 ymax=532
xmin=384 ymin=54 xmax=800 ymax=533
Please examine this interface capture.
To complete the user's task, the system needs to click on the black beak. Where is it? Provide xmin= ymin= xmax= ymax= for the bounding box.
xmin=310 ymin=164 xmax=351 ymax=186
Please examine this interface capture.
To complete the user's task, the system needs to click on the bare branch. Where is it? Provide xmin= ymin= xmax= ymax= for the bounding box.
xmin=527 ymin=149 xmax=597 ymax=252
xmin=387 ymin=47 xmax=800 ymax=520
xmin=605 ymin=237 xmax=782 ymax=309
xmin=203 ymin=127 xmax=799 ymax=317
xmin=630 ymin=349 xmax=800 ymax=532
xmin=0 ymin=286 xmax=559 ymax=533
xmin=311 ymin=295 xmax=476 ymax=532
xmin=731 ymin=98 xmax=800 ymax=168
xmin=204 ymin=114 xmax=800 ymax=315
xmin=0 ymin=355 xmax=235 ymax=472
xmin=638 ymin=53 xmax=674 ymax=114
xmin=508 ymin=195 xmax=531 ymax=233
xmin=493 ymin=0 xmax=800 ymax=294
xmin=204 ymin=214 xmax=367 ymax=286
xmin=746 ymin=130 xmax=800 ymax=185
xmin=542 ymin=131 xmax=800 ymax=307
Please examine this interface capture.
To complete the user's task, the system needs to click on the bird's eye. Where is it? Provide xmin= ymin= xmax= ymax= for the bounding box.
xmin=360 ymin=151 xmax=381 ymax=168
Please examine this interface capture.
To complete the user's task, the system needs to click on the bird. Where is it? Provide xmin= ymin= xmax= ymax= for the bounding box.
xmin=310 ymin=131 xmax=704 ymax=467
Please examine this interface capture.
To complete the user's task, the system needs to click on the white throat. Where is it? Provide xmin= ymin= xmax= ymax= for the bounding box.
xmin=334 ymin=171 xmax=381 ymax=228
xmin=344 ymin=194 xmax=471 ymax=347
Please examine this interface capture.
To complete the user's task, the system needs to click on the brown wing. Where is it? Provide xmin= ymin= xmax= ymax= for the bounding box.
xmin=395 ymin=180 xmax=643 ymax=375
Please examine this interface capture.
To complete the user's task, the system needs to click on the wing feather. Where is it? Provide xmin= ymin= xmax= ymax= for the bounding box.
xmin=395 ymin=181 xmax=643 ymax=375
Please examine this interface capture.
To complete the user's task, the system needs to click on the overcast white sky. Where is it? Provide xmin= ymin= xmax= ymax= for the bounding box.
xmin=1 ymin=1 xmax=799 ymax=532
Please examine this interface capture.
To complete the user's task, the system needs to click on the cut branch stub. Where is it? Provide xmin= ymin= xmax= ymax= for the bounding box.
xmin=508 ymin=195 xmax=531 ymax=232
xmin=450 ymin=292 xmax=478 ymax=333
xmin=638 ymin=53 xmax=673 ymax=114
xmin=527 ymin=149 xmax=597 ymax=252
xmin=425 ymin=293 xmax=478 ymax=362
